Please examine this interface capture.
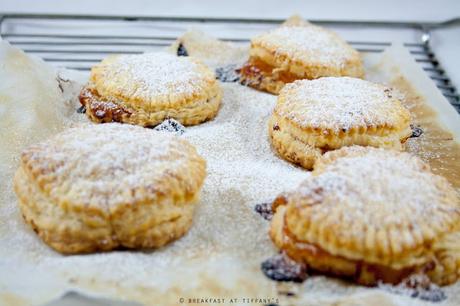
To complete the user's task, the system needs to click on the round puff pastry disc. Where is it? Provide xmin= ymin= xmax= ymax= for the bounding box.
xmin=270 ymin=146 xmax=460 ymax=286
xmin=269 ymin=77 xmax=412 ymax=169
xmin=14 ymin=123 xmax=206 ymax=254
xmin=79 ymin=52 xmax=222 ymax=127
xmin=239 ymin=19 xmax=364 ymax=94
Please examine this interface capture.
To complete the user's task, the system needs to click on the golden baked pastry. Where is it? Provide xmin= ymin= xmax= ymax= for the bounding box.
xmin=14 ymin=123 xmax=206 ymax=254
xmin=269 ymin=77 xmax=412 ymax=169
xmin=270 ymin=146 xmax=460 ymax=286
xmin=79 ymin=52 xmax=222 ymax=127
xmin=239 ymin=17 xmax=364 ymax=94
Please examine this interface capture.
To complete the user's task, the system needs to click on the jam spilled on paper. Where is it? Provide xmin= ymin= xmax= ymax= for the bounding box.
xmin=254 ymin=202 xmax=273 ymax=221
xmin=410 ymin=124 xmax=424 ymax=138
xmin=216 ymin=65 xmax=240 ymax=83
xmin=379 ymin=273 xmax=446 ymax=302
xmin=261 ymin=253 xmax=308 ymax=283
xmin=152 ymin=118 xmax=186 ymax=135
xmin=176 ymin=43 xmax=189 ymax=57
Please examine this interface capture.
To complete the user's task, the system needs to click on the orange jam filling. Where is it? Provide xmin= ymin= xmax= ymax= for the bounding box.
xmin=280 ymin=212 xmax=429 ymax=285
xmin=79 ymin=87 xmax=133 ymax=123
xmin=239 ymin=57 xmax=302 ymax=84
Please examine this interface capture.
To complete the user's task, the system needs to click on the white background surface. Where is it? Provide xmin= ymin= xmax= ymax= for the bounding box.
xmin=0 ymin=0 xmax=459 ymax=98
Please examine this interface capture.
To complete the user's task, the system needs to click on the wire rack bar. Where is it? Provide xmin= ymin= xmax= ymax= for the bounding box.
xmin=0 ymin=13 xmax=458 ymax=110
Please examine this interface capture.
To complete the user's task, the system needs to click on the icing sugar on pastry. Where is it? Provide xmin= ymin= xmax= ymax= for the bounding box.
xmin=276 ymin=77 xmax=409 ymax=133
xmin=269 ymin=146 xmax=460 ymax=286
xmin=307 ymin=147 xmax=457 ymax=231
xmin=80 ymin=52 xmax=222 ymax=126
xmin=97 ymin=52 xmax=211 ymax=101
xmin=14 ymin=123 xmax=207 ymax=254
xmin=21 ymin=123 xmax=195 ymax=207
xmin=253 ymin=25 xmax=356 ymax=68
xmin=239 ymin=16 xmax=364 ymax=94
xmin=269 ymin=77 xmax=412 ymax=169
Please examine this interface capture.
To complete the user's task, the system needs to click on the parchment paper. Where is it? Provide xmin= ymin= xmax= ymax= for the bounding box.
xmin=0 ymin=31 xmax=459 ymax=306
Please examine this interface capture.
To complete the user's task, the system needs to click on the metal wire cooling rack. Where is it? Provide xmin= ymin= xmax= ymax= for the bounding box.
xmin=0 ymin=13 xmax=459 ymax=111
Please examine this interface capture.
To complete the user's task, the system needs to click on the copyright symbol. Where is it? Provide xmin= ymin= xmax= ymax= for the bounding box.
xmin=179 ymin=298 xmax=185 ymax=303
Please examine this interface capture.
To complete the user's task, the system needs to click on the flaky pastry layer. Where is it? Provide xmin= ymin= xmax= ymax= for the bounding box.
xmin=268 ymin=78 xmax=412 ymax=169
xmin=80 ymin=85 xmax=222 ymax=127
xmin=268 ymin=114 xmax=411 ymax=169
xmin=14 ymin=124 xmax=207 ymax=254
xmin=239 ymin=20 xmax=364 ymax=94
xmin=269 ymin=146 xmax=460 ymax=285
xmin=81 ymin=53 xmax=222 ymax=126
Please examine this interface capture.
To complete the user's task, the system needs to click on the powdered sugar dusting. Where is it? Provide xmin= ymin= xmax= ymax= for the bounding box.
xmin=277 ymin=77 xmax=408 ymax=132
xmin=295 ymin=147 xmax=459 ymax=234
xmin=254 ymin=25 xmax=357 ymax=67
xmin=1 ymin=83 xmax=311 ymax=305
xmin=1 ymin=38 xmax=460 ymax=306
xmin=23 ymin=123 xmax=193 ymax=208
xmin=98 ymin=52 xmax=213 ymax=100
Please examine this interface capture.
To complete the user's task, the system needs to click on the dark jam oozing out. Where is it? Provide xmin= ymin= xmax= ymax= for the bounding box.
xmin=177 ymin=43 xmax=189 ymax=57
xmin=279 ymin=291 xmax=296 ymax=297
xmin=254 ymin=203 xmax=273 ymax=221
xmin=215 ymin=65 xmax=240 ymax=83
xmin=380 ymin=274 xmax=446 ymax=302
xmin=410 ymin=124 xmax=424 ymax=138
xmin=403 ymin=276 xmax=446 ymax=302
xmin=237 ymin=62 xmax=263 ymax=87
xmin=261 ymin=253 xmax=308 ymax=283
xmin=152 ymin=118 xmax=186 ymax=135
xmin=384 ymin=88 xmax=393 ymax=98
xmin=78 ymin=88 xmax=133 ymax=122
xmin=263 ymin=253 xmax=446 ymax=302
xmin=76 ymin=105 xmax=86 ymax=114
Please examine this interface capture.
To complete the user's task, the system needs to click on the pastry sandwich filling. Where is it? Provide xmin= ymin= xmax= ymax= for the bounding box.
xmin=267 ymin=77 xmax=413 ymax=168
xmin=239 ymin=22 xmax=364 ymax=94
xmin=239 ymin=56 xmax=302 ymax=86
xmin=272 ymin=205 xmax=433 ymax=286
xmin=79 ymin=52 xmax=222 ymax=126
xmin=269 ymin=115 xmax=412 ymax=152
xmin=13 ymin=123 xmax=207 ymax=254
xmin=267 ymin=146 xmax=460 ymax=286
xmin=79 ymin=85 xmax=222 ymax=127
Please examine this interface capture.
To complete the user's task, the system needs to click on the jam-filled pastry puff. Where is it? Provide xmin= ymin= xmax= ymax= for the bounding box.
xmin=239 ymin=17 xmax=364 ymax=94
xmin=14 ymin=123 xmax=206 ymax=254
xmin=270 ymin=146 xmax=460 ymax=286
xmin=79 ymin=52 xmax=222 ymax=127
xmin=268 ymin=77 xmax=412 ymax=169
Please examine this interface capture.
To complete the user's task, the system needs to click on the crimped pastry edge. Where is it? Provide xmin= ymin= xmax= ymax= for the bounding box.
xmin=80 ymin=84 xmax=222 ymax=127
xmin=268 ymin=114 xmax=411 ymax=169
xmin=270 ymin=205 xmax=442 ymax=286
xmin=15 ymin=165 xmax=199 ymax=254
xmin=90 ymin=54 xmax=220 ymax=109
